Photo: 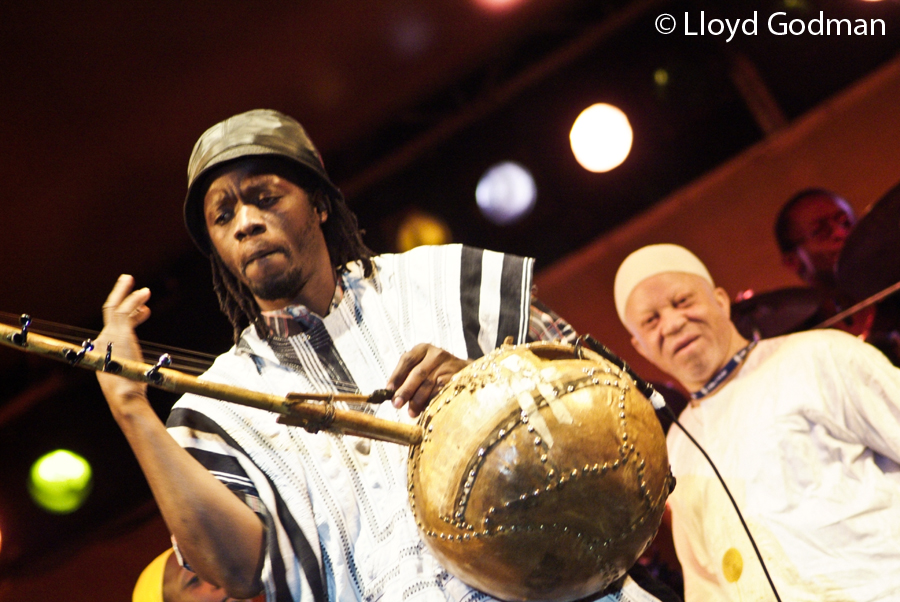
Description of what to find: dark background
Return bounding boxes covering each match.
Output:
[1,0,899,590]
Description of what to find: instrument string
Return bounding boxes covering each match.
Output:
[0,311,367,392]
[0,312,215,375]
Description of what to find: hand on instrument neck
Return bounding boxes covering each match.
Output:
[96,274,152,420]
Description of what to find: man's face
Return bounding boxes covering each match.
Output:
[624,272,740,392]
[203,157,332,311]
[783,194,855,286]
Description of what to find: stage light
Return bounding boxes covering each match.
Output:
[471,0,527,14]
[475,161,537,225]
[397,210,452,251]
[569,103,633,173]
[654,68,669,87]
[28,449,93,514]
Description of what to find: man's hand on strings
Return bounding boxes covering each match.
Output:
[386,344,471,417]
[95,274,152,413]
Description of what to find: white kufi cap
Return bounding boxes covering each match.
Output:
[614,244,713,324]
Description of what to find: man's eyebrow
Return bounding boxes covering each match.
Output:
[204,189,231,211]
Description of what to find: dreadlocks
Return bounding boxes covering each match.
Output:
[208,182,375,343]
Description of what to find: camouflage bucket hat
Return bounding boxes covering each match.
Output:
[183,108,342,255]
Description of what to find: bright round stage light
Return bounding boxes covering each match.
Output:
[475,161,537,226]
[28,449,93,514]
[569,103,633,173]
[471,0,526,13]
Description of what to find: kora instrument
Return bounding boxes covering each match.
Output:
[0,319,672,602]
[409,340,672,601]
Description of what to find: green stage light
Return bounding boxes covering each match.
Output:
[28,449,93,514]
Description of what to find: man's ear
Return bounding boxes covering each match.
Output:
[313,200,329,224]
[713,286,731,319]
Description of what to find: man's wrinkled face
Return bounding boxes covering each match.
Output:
[624,272,737,392]
[202,157,330,310]
[783,194,855,286]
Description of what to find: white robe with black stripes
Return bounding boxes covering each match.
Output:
[167,245,536,602]
[166,245,662,602]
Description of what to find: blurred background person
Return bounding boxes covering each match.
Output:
[775,188,856,292]
[772,187,899,364]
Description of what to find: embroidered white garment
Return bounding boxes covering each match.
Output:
[166,245,667,602]
[667,329,900,602]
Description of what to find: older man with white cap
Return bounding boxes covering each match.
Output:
[614,244,900,602]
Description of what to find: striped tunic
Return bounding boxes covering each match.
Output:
[166,245,663,602]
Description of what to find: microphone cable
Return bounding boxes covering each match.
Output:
[577,334,783,602]
[662,406,782,602]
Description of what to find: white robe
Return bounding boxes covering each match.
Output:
[667,329,900,602]
[166,245,664,602]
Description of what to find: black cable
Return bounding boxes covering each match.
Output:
[577,334,783,601]
[661,405,783,602]
[578,335,667,409]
